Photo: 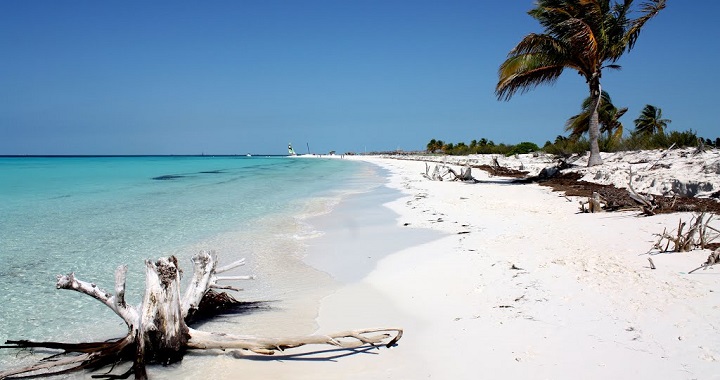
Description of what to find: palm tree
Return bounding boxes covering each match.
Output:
[496,0,665,166]
[566,91,628,141]
[633,104,671,135]
[427,139,446,153]
[427,139,438,153]
[602,103,628,142]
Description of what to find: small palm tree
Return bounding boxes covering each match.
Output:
[602,104,628,142]
[427,139,438,153]
[634,104,671,135]
[426,139,446,153]
[496,0,665,166]
[566,91,628,141]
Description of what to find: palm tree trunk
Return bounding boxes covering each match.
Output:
[587,77,603,166]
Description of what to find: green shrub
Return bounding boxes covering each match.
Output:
[543,138,590,156]
[666,130,698,147]
[507,141,540,156]
[616,129,698,150]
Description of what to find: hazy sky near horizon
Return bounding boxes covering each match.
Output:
[1,1,718,155]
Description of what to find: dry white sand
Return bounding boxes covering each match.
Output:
[322,156,720,380]
[179,152,719,379]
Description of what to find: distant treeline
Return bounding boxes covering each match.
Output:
[425,130,719,156]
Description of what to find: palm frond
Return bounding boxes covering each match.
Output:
[615,107,628,118]
[603,0,633,60]
[555,17,598,62]
[510,33,566,56]
[623,0,666,51]
[496,54,565,100]
[565,112,592,138]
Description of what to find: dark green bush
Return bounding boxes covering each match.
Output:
[666,130,698,147]
[542,138,590,156]
[507,141,540,156]
[617,129,697,150]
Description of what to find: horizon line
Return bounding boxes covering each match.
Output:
[0,154,291,158]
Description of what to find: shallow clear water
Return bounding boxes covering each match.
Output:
[0,155,384,374]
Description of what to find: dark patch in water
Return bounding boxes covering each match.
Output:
[154,170,225,180]
[153,174,186,180]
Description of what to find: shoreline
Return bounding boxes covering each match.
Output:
[303,165,444,284]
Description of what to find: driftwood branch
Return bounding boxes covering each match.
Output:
[0,351,92,379]
[627,167,656,215]
[216,258,246,274]
[422,162,446,181]
[216,275,255,281]
[652,212,719,253]
[694,140,706,156]
[647,143,676,170]
[56,268,139,328]
[688,249,720,274]
[187,327,403,355]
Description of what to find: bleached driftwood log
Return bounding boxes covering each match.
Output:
[423,163,477,182]
[579,192,606,213]
[688,249,720,274]
[422,162,446,181]
[652,212,719,252]
[0,251,402,380]
[627,168,656,215]
[187,328,402,354]
[446,166,477,183]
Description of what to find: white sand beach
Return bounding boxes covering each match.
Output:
[332,155,720,380]
[183,151,719,380]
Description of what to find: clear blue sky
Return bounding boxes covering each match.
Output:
[1,1,717,155]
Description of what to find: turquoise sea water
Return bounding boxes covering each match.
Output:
[0,155,384,374]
